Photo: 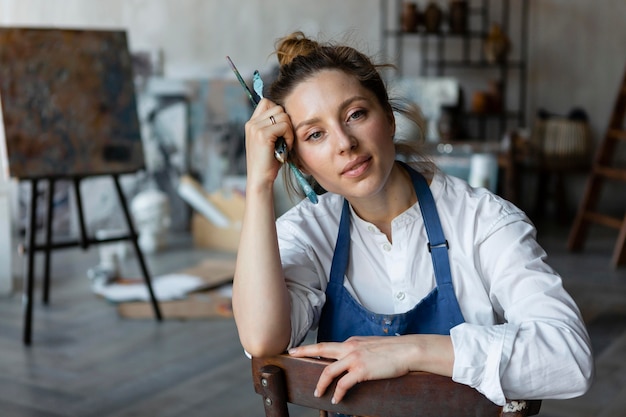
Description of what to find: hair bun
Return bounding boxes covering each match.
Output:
[275,31,320,66]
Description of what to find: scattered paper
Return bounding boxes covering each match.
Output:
[93,273,205,303]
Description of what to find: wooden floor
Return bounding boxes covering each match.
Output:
[0,221,625,417]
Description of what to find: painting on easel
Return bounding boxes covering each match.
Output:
[0,28,144,179]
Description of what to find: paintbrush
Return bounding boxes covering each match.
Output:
[226,56,318,204]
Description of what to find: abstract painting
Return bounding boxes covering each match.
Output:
[0,28,144,179]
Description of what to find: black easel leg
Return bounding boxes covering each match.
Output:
[42,178,55,304]
[73,177,89,250]
[24,178,39,345]
[112,174,162,320]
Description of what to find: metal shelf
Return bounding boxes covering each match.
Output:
[380,0,530,141]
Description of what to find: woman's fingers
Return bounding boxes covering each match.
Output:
[247,99,293,156]
[331,370,362,404]
[244,98,295,190]
[288,342,341,359]
[289,337,420,404]
[289,341,371,402]
[314,355,366,404]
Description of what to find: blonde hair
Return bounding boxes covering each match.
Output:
[275,31,321,66]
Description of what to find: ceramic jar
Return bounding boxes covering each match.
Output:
[448,0,468,33]
[423,2,443,33]
[401,2,419,32]
[471,91,490,114]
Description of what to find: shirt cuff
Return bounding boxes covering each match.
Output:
[450,322,518,406]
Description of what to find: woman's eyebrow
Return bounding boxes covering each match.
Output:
[294,117,320,132]
[294,96,369,132]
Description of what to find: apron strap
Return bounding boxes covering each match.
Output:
[329,199,351,284]
[400,161,454,287]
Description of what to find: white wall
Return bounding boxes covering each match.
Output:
[529,0,626,149]
[0,0,380,77]
[2,0,625,212]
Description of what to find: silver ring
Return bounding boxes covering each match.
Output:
[269,115,276,125]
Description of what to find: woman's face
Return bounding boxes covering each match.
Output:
[284,69,396,200]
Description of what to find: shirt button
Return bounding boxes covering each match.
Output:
[396,292,406,301]
[368,225,376,232]
[382,243,391,252]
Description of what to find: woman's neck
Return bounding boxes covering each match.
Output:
[347,163,417,242]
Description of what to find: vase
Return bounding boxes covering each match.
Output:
[448,0,468,33]
[471,91,490,114]
[484,23,511,64]
[423,2,443,33]
[401,2,419,32]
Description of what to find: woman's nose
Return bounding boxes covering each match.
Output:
[335,128,357,153]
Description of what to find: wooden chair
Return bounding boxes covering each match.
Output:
[251,354,541,417]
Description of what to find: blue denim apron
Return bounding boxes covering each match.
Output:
[316,163,465,416]
[317,162,465,342]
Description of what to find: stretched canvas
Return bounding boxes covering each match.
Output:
[0,28,144,179]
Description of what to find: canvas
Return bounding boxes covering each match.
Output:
[0,28,144,179]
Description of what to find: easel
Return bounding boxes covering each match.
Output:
[0,28,162,344]
[24,174,162,345]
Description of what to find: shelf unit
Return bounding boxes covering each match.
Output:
[380,0,530,142]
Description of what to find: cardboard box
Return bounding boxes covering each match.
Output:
[191,190,245,252]
[118,291,233,319]
[116,258,236,320]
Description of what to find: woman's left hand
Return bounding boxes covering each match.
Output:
[288,334,454,404]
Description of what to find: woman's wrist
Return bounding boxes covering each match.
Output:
[405,334,454,376]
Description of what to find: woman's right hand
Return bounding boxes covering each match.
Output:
[244,98,294,193]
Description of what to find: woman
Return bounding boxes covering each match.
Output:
[232,31,593,407]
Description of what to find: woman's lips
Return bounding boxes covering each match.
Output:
[341,156,371,178]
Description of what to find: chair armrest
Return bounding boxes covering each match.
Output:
[251,354,539,417]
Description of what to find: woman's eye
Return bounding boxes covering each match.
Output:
[306,131,323,141]
[348,109,365,121]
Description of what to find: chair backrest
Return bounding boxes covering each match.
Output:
[251,354,541,417]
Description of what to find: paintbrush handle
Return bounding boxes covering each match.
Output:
[289,162,318,204]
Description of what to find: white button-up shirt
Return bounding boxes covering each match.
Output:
[276,171,593,405]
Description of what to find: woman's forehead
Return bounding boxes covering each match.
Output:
[285,70,373,111]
